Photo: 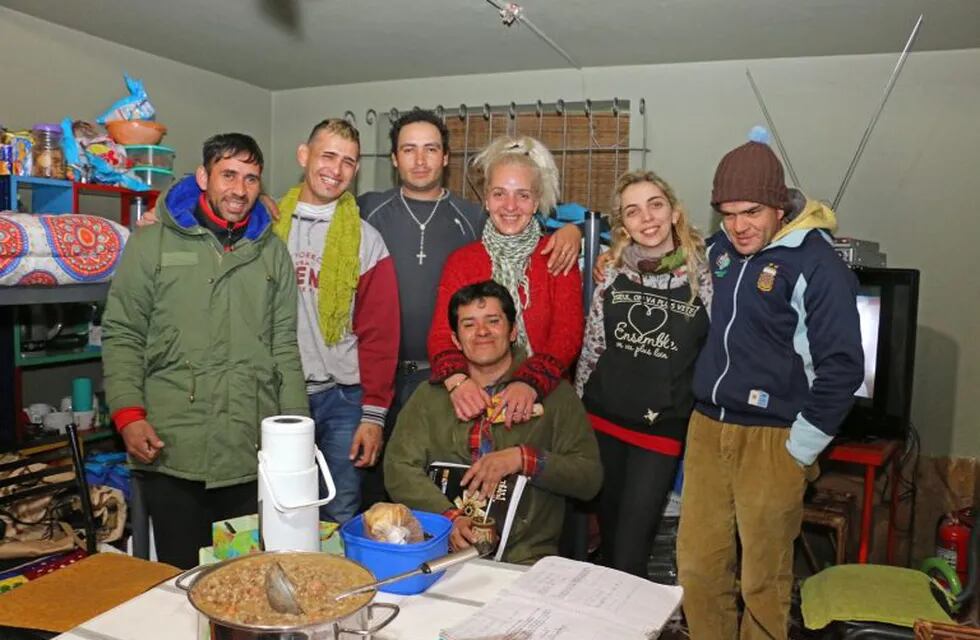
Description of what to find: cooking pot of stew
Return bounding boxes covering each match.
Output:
[176,551,399,639]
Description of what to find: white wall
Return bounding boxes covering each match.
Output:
[271,50,980,458]
[2,4,975,457]
[0,7,272,185]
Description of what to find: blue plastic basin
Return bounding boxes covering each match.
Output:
[340,510,452,595]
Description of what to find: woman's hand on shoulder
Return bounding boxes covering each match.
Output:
[446,374,490,421]
[494,381,538,428]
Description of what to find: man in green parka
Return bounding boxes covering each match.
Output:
[102,133,307,568]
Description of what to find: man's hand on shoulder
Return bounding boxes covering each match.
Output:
[461,447,523,500]
[120,419,164,464]
[592,250,612,283]
[136,208,159,227]
[349,421,383,468]
[259,193,281,221]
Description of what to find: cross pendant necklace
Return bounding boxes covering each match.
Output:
[400,188,445,265]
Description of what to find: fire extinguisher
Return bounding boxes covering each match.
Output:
[936,508,974,588]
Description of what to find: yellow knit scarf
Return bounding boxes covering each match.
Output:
[273,185,361,345]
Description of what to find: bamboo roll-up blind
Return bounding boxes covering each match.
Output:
[443,111,630,214]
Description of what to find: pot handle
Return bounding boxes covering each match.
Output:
[335,602,399,638]
[174,563,212,592]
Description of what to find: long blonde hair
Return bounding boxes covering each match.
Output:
[607,170,706,301]
[471,135,560,217]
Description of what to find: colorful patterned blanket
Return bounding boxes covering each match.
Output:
[0,212,129,286]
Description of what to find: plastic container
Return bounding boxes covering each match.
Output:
[124,144,175,171]
[131,166,174,190]
[340,510,452,595]
[31,123,65,179]
[105,120,166,145]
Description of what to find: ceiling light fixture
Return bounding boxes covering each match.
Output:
[485,0,581,69]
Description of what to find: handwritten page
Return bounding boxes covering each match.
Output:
[440,556,683,640]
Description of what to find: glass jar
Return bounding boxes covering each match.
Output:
[31,123,66,179]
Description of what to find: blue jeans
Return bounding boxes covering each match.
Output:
[309,385,363,524]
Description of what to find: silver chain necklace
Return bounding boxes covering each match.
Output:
[399,188,446,265]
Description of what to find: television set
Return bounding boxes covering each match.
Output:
[838,267,920,441]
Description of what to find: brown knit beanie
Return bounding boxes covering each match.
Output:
[711,141,789,210]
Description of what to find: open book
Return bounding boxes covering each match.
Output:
[427,461,528,562]
[440,556,684,640]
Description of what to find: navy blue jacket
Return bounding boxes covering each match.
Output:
[692,198,863,464]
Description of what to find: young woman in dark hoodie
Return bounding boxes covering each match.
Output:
[574,170,712,578]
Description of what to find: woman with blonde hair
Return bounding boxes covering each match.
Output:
[428,135,583,428]
[574,169,711,577]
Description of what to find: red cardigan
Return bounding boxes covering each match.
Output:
[428,237,584,398]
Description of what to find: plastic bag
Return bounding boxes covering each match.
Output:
[96,74,156,125]
[362,503,424,545]
[61,118,147,190]
[89,155,150,191]
[84,452,131,500]
[69,120,128,171]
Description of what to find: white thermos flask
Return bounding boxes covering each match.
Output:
[257,415,335,552]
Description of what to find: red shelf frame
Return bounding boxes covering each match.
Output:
[72,182,159,227]
[825,439,902,564]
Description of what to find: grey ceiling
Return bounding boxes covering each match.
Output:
[3,0,979,90]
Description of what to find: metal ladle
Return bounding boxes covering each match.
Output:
[334,545,486,601]
[266,561,305,615]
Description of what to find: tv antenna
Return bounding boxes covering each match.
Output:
[833,14,923,211]
[746,69,803,191]
[745,14,923,213]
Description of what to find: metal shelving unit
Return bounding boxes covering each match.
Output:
[0,175,157,447]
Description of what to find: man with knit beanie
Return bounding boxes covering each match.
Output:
[272,119,399,523]
[677,138,863,640]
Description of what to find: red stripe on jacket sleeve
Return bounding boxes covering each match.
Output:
[353,254,400,423]
[112,406,146,432]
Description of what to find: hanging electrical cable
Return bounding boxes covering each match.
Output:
[484,0,581,69]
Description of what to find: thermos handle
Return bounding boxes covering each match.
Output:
[257,449,336,512]
[313,446,337,505]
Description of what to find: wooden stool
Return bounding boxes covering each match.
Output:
[801,490,856,569]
